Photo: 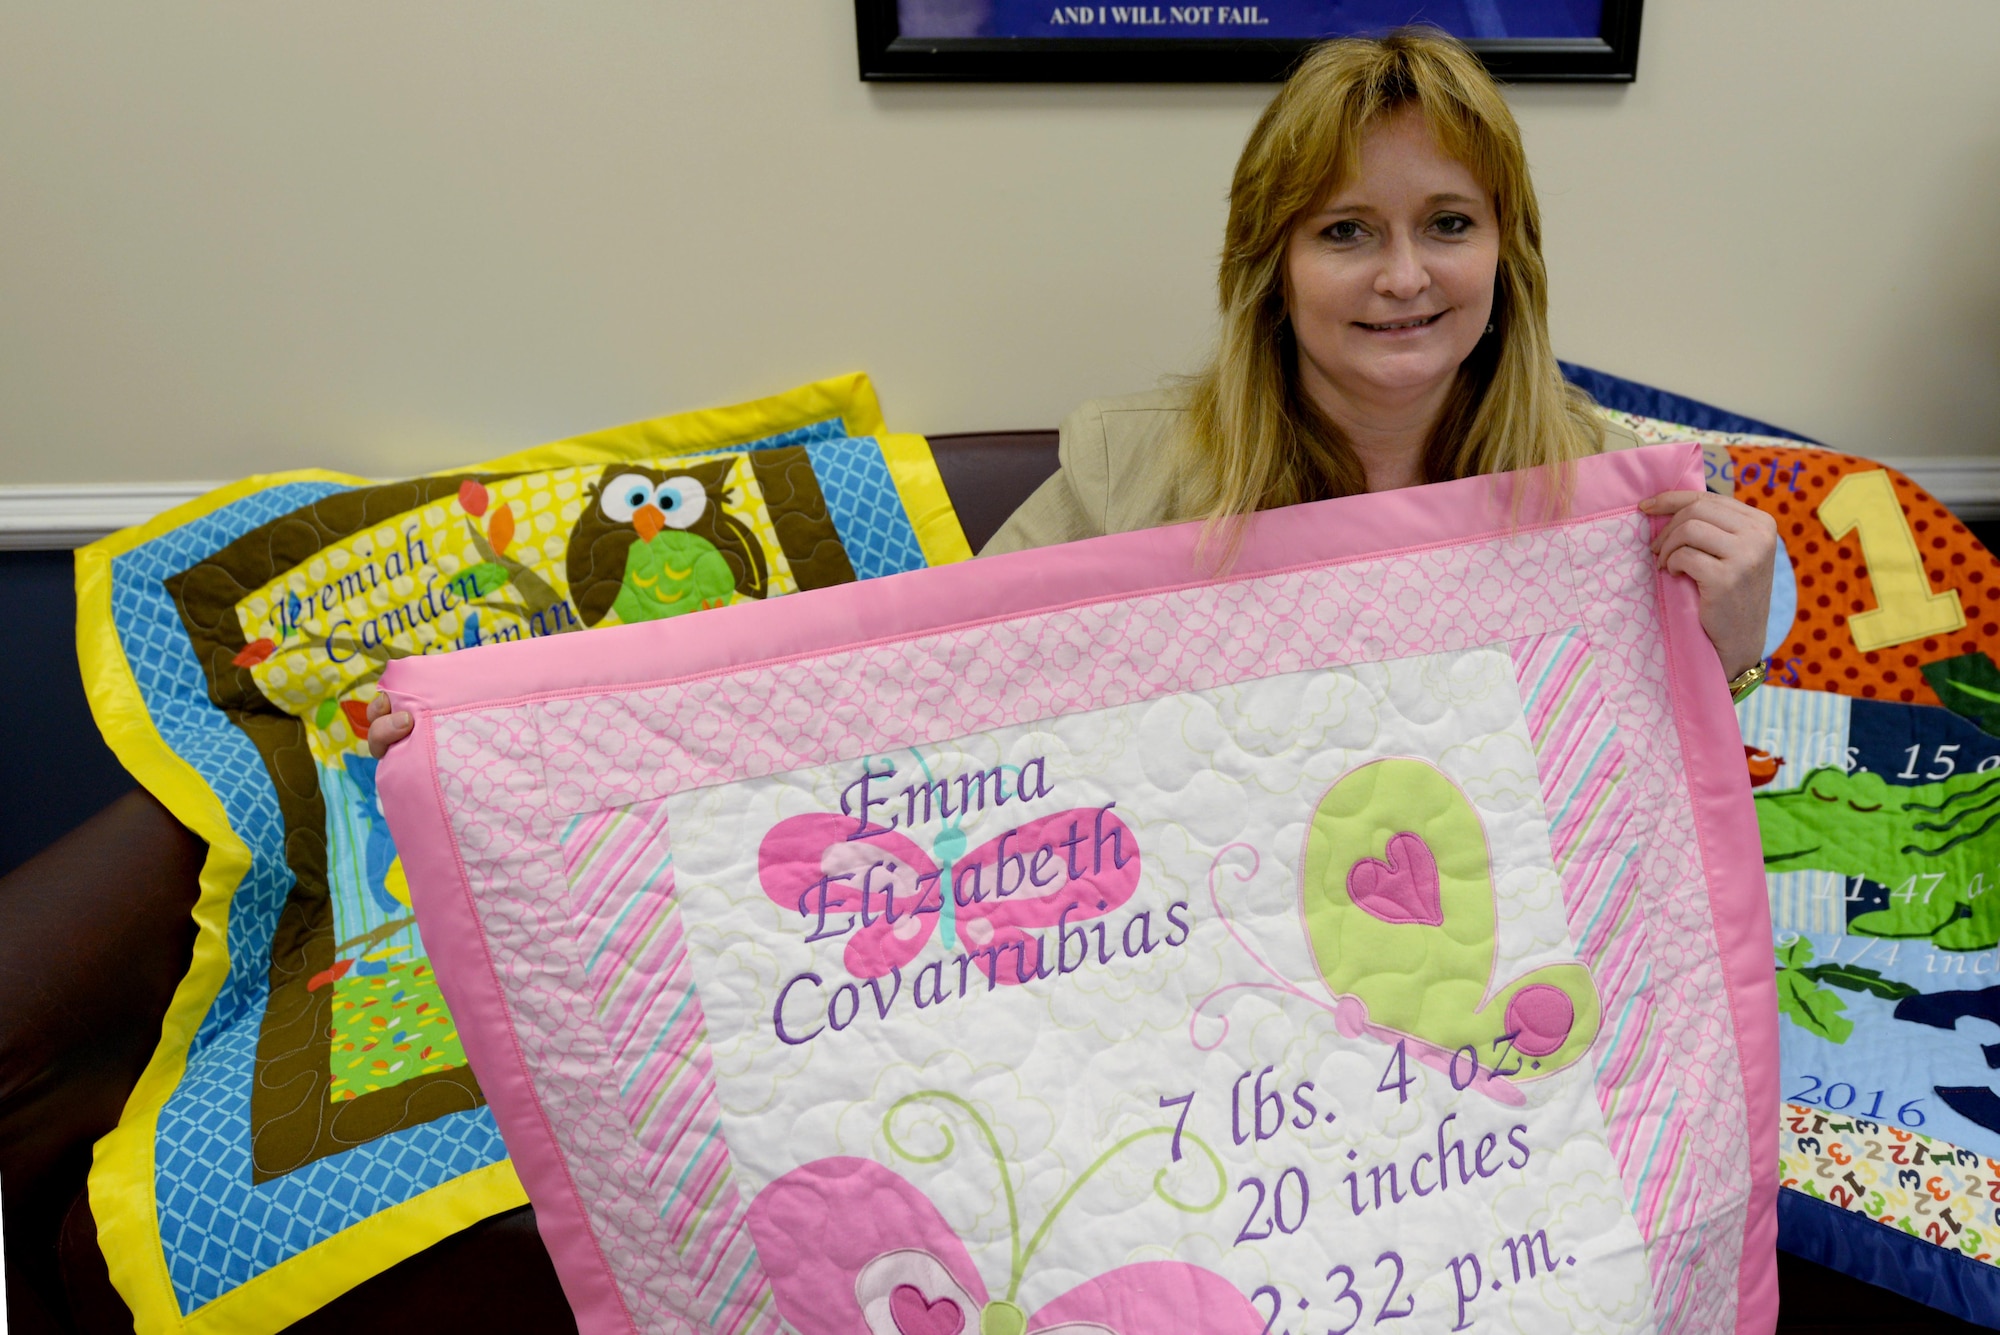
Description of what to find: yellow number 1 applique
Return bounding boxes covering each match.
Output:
[1816,469,1965,652]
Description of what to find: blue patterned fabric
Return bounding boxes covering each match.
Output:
[806,436,928,580]
[1560,361,1819,443]
[1779,1189,2000,1326]
[737,418,848,451]
[1569,369,1991,1327]
[110,486,337,1057]
[109,413,929,1314]
[113,483,512,1311]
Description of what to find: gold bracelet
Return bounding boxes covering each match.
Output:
[1727,659,1768,704]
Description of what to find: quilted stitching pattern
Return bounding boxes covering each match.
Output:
[805,436,926,580]
[427,512,1752,1335]
[107,415,902,1313]
[559,801,769,1332]
[114,486,512,1312]
[93,395,930,1321]
[1572,519,1751,1335]
[156,1018,503,1304]
[1513,629,1711,1328]
[112,489,336,1051]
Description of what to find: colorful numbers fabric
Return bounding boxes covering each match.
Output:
[1724,443,2000,1317]
[379,442,1779,1335]
[1572,361,2000,1320]
[1780,1102,1995,1260]
[75,375,970,1335]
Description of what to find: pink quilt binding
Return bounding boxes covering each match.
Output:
[377,441,1778,1334]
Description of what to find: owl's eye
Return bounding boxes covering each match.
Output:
[653,477,708,529]
[598,472,655,523]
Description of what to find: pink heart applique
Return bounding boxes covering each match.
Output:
[1345,831,1443,926]
[890,1284,966,1335]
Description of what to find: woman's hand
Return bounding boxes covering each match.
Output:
[366,691,413,760]
[1640,490,1779,680]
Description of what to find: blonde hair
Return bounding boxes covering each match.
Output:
[1182,28,1602,540]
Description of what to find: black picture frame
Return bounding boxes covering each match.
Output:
[857,1,1643,83]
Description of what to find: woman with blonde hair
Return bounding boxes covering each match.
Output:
[367,29,1774,758]
[982,27,1777,695]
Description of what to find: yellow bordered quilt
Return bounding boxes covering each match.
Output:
[76,374,968,1334]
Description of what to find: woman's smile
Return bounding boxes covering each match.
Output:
[1282,105,1501,466]
[1355,310,1449,334]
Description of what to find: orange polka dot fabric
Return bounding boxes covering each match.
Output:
[1729,446,1999,706]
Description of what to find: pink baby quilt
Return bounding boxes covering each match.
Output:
[378,442,1779,1335]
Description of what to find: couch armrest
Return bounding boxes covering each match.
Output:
[0,791,202,1321]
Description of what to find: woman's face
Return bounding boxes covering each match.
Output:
[1283,108,1501,418]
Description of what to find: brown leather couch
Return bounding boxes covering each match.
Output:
[0,432,1059,1335]
[0,430,1974,1334]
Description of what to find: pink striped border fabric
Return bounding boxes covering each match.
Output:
[559,801,777,1333]
[1513,628,1707,1332]
[378,443,1778,1335]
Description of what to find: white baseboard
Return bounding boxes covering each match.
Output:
[1881,458,2000,521]
[2,457,1999,549]
[0,482,221,550]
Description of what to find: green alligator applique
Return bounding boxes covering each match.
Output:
[1757,766,2000,950]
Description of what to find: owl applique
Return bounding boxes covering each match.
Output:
[565,459,770,627]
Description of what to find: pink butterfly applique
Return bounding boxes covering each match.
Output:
[745,1157,1264,1335]
[758,805,1142,983]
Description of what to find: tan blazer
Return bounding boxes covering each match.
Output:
[979,386,1668,557]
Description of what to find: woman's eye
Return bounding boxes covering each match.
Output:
[1326,219,1366,242]
[1432,213,1473,236]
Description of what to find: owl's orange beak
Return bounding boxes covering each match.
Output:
[632,505,666,542]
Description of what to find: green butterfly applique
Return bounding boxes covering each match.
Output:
[1300,758,1601,1087]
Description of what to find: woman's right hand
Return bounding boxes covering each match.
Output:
[366,692,413,760]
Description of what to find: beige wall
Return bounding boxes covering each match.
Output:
[3,2,1997,485]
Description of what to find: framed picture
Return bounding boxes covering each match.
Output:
[857,1,1643,82]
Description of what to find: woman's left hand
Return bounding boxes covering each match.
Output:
[1639,490,1779,680]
